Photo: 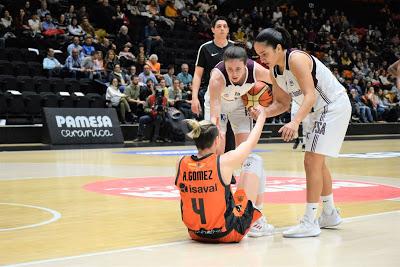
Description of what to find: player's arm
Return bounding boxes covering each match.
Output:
[219,108,267,183]
[254,61,272,84]
[387,59,400,76]
[191,65,204,115]
[255,68,291,118]
[209,70,225,126]
[289,53,317,125]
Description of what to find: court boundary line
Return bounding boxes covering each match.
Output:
[5,210,400,267]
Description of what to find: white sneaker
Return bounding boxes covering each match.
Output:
[318,208,343,228]
[247,216,275,237]
[282,218,321,238]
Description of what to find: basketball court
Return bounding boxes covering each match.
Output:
[1,139,399,266]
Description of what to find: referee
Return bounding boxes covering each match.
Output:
[191,16,236,152]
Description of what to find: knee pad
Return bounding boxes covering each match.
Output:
[241,154,266,195]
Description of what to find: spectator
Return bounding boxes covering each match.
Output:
[134,86,169,143]
[119,44,136,68]
[144,20,163,56]
[350,89,374,122]
[37,1,50,19]
[109,64,127,92]
[165,1,178,18]
[106,78,133,124]
[81,52,96,79]
[177,63,193,85]
[272,6,282,22]
[15,9,30,36]
[68,17,85,36]
[80,17,95,38]
[146,54,161,75]
[115,25,132,51]
[141,78,156,100]
[139,64,158,85]
[168,78,182,107]
[67,36,83,56]
[125,66,137,84]
[43,48,63,77]
[146,0,160,16]
[93,51,106,79]
[64,5,76,25]
[82,36,95,57]
[0,10,13,32]
[56,14,68,31]
[159,78,169,99]
[23,1,33,18]
[28,13,41,37]
[41,14,57,32]
[125,75,146,116]
[104,50,119,73]
[163,64,175,87]
[65,48,84,78]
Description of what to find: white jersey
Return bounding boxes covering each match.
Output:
[204,59,256,104]
[203,59,257,134]
[273,49,346,111]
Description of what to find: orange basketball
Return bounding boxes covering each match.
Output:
[242,81,273,108]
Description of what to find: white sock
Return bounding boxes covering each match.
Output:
[304,203,319,221]
[321,193,335,214]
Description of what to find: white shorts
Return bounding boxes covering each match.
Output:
[304,93,351,158]
[204,98,252,134]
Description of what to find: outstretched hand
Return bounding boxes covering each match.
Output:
[278,121,299,142]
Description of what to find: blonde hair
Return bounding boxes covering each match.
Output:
[186,119,219,149]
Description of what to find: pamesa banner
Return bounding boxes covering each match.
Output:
[43,108,124,145]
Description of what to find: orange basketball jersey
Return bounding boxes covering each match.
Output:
[175,153,235,237]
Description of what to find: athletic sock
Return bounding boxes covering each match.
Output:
[321,193,335,214]
[304,203,319,221]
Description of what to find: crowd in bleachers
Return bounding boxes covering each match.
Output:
[0,0,399,129]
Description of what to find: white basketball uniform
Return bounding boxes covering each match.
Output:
[291,101,311,140]
[273,49,351,157]
[204,59,257,134]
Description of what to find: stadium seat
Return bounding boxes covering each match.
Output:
[0,75,18,91]
[0,60,13,75]
[17,76,35,92]
[22,91,42,118]
[28,62,44,77]
[86,93,106,108]
[12,61,31,76]
[6,92,25,116]
[49,77,66,93]
[34,76,51,93]
[40,92,58,107]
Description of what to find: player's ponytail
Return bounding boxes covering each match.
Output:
[185,120,219,150]
[255,27,292,49]
[186,119,202,139]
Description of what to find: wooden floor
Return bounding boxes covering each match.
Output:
[0,140,399,266]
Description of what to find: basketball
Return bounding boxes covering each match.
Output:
[242,81,273,108]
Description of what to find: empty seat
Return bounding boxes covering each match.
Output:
[12,61,31,76]
[86,93,106,108]
[57,92,74,108]
[0,60,13,75]
[0,75,18,91]
[6,92,25,116]
[5,48,24,61]
[22,91,42,117]
[40,92,58,107]
[49,77,66,93]
[0,91,7,118]
[73,93,90,108]
[33,76,51,92]
[64,78,81,93]
[28,61,43,77]
[17,76,35,92]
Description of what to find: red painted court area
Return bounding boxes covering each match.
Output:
[84,176,400,203]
